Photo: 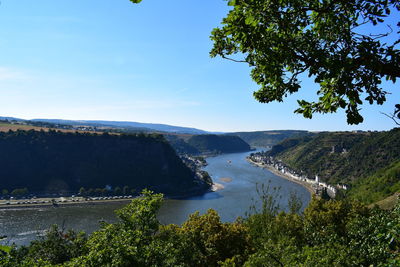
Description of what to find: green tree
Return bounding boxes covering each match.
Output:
[114,186,122,196]
[69,190,163,266]
[78,187,85,196]
[122,185,130,195]
[10,188,28,197]
[86,188,93,196]
[94,188,103,196]
[161,209,252,266]
[210,0,400,124]
[24,225,87,265]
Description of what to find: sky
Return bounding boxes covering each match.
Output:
[0,0,399,132]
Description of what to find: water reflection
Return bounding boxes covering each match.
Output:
[185,192,223,200]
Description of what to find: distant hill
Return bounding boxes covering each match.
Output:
[165,134,251,155]
[187,134,251,154]
[264,129,400,204]
[0,120,106,135]
[164,134,200,155]
[0,116,24,122]
[32,119,208,135]
[227,130,314,147]
[0,130,211,196]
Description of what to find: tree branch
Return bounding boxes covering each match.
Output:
[380,111,400,126]
[221,55,248,63]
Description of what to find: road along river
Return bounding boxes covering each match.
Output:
[0,149,311,246]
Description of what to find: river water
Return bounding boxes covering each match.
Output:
[0,150,310,246]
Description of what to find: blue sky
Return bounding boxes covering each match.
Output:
[0,0,398,132]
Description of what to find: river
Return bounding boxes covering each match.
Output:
[0,149,311,246]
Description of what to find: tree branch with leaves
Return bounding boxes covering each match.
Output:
[210,0,400,124]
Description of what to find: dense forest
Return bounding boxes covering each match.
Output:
[186,135,251,154]
[163,134,201,155]
[0,130,211,196]
[165,134,251,155]
[1,190,399,266]
[264,128,400,204]
[226,130,314,147]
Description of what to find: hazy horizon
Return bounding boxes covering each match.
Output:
[1,115,397,133]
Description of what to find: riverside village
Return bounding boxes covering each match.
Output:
[248,151,349,199]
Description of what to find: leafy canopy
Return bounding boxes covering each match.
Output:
[128,0,399,124]
[2,191,400,266]
[210,0,400,124]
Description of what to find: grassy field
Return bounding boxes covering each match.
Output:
[0,122,46,132]
[0,122,110,135]
[371,192,400,210]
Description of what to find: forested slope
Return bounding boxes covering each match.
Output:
[0,130,210,196]
[265,129,400,203]
[227,130,314,147]
[187,134,251,154]
[163,134,200,155]
[165,134,251,155]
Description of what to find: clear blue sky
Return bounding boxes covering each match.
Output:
[0,0,398,132]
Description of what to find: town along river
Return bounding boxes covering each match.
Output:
[0,149,311,246]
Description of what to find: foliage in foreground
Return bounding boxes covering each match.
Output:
[210,0,400,125]
[1,190,400,266]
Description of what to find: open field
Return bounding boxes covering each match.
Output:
[0,122,46,132]
[0,122,112,135]
[370,193,400,210]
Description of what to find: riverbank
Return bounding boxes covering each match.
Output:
[0,184,215,210]
[0,197,135,210]
[211,183,225,191]
[247,159,315,195]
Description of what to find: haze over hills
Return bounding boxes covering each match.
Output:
[0,116,24,122]
[0,117,209,134]
[31,119,209,135]
[1,117,315,145]
[226,130,315,147]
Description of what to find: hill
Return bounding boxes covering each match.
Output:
[163,134,200,155]
[164,134,252,155]
[264,129,400,203]
[0,130,211,197]
[187,134,251,154]
[32,119,209,134]
[227,130,314,147]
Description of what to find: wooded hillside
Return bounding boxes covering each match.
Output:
[187,134,251,154]
[265,129,400,203]
[227,130,314,147]
[165,134,251,155]
[0,130,210,196]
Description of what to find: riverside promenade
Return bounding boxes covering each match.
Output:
[247,154,339,198]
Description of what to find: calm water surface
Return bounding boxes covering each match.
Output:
[0,149,310,246]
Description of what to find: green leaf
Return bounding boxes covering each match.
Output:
[228,0,236,7]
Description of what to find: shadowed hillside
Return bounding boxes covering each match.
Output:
[187,134,251,154]
[0,130,210,196]
[227,130,314,147]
